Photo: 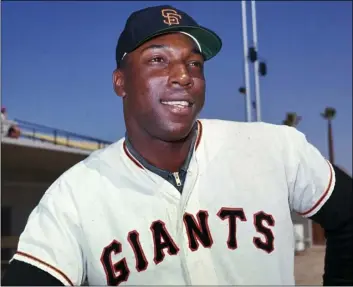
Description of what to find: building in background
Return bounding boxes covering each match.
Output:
[1,119,110,276]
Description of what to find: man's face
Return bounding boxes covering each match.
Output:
[115,33,206,142]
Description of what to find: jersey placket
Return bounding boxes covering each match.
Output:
[145,169,190,285]
[175,155,201,285]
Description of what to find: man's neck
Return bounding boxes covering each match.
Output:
[126,123,198,172]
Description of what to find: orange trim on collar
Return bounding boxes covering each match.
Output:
[195,120,203,150]
[123,120,203,169]
[123,141,144,169]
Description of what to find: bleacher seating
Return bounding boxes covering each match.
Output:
[20,130,108,151]
[2,118,112,151]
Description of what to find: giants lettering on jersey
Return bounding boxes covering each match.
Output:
[101,207,275,285]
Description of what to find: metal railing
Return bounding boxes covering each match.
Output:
[11,118,113,151]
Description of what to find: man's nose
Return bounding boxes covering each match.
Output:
[168,64,193,88]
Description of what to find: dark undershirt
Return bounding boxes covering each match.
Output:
[1,259,64,286]
[309,166,353,286]
[124,122,198,193]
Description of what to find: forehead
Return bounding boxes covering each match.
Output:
[136,33,199,53]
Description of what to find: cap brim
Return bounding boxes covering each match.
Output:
[133,25,222,61]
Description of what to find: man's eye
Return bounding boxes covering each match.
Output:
[150,57,164,63]
[189,61,203,68]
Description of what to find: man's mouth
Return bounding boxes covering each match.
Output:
[160,100,193,108]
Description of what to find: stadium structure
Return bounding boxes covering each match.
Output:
[1,118,111,275]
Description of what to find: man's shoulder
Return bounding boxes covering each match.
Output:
[198,118,289,137]
[47,138,126,192]
[198,118,305,152]
[81,138,125,169]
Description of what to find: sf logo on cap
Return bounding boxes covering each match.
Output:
[161,9,182,26]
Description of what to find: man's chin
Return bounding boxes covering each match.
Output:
[157,120,196,143]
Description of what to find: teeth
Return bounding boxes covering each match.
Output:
[161,101,190,107]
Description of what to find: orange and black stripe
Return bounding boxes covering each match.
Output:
[298,160,334,216]
[16,251,74,286]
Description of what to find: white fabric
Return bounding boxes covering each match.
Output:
[13,119,334,285]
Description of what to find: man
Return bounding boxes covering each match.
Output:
[1,107,7,121]
[2,5,352,286]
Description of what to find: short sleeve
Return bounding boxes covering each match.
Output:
[283,126,336,218]
[11,177,85,286]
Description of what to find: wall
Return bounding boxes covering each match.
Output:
[2,181,50,236]
[291,211,313,248]
[1,140,89,275]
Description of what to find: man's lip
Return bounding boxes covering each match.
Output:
[159,99,194,105]
[160,100,194,108]
[160,101,194,116]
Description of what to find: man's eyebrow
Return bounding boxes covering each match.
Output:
[140,44,169,54]
[140,44,205,59]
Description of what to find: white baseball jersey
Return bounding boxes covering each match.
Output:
[12,119,335,285]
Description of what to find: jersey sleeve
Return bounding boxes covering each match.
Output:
[282,126,336,218]
[11,176,85,286]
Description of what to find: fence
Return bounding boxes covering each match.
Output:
[7,118,113,151]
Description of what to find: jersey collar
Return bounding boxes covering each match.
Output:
[123,120,203,171]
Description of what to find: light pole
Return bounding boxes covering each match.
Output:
[251,0,262,122]
[241,0,252,122]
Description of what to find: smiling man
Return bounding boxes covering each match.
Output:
[2,5,352,286]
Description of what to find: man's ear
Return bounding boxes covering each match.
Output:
[113,69,127,98]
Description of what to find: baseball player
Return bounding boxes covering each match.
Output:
[2,5,352,286]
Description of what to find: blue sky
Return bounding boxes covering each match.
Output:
[1,1,352,173]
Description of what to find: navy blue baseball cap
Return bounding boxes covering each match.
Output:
[115,5,222,68]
